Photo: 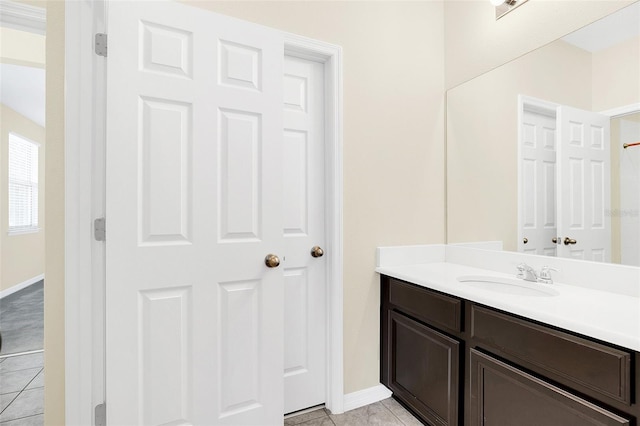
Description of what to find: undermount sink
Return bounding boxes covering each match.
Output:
[457,275,560,297]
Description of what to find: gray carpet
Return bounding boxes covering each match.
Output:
[0,281,44,356]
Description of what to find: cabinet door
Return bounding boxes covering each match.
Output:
[470,349,630,426]
[389,311,460,426]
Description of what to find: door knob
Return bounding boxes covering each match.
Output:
[311,246,324,258]
[563,237,577,246]
[523,238,528,244]
[264,254,280,268]
[552,237,558,244]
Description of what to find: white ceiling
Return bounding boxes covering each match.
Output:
[0,63,46,127]
[562,2,640,52]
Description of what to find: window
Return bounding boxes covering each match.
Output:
[8,133,40,234]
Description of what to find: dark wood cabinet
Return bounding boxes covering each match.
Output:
[470,349,630,426]
[388,311,460,426]
[470,305,632,406]
[380,274,640,426]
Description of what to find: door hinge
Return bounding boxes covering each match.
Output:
[94,217,106,241]
[95,33,108,57]
[95,402,106,426]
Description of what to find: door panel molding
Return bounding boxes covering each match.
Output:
[64,2,344,424]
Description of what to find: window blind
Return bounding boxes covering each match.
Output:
[8,133,39,232]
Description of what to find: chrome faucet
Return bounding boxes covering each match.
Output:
[516,263,558,284]
[538,266,558,285]
[516,263,538,282]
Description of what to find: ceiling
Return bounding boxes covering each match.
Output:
[0,62,45,128]
[562,2,640,52]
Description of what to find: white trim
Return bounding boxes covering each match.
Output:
[7,227,41,236]
[65,1,108,425]
[342,384,392,413]
[0,349,44,359]
[0,274,44,299]
[0,0,45,34]
[599,103,640,118]
[284,32,345,415]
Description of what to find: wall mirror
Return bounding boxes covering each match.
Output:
[446,2,640,266]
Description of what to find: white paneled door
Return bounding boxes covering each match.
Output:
[283,56,326,414]
[105,2,286,424]
[557,106,611,262]
[519,108,558,256]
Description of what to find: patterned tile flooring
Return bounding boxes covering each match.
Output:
[0,352,44,426]
[285,399,423,426]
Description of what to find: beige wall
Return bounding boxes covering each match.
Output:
[0,105,46,292]
[592,35,640,112]
[444,0,634,89]
[45,1,65,425]
[0,26,46,68]
[447,40,592,250]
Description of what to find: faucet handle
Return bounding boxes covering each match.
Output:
[538,266,558,284]
[516,263,526,279]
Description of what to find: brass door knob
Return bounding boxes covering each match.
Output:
[563,237,577,246]
[523,238,528,244]
[264,254,280,268]
[552,237,558,244]
[311,246,324,258]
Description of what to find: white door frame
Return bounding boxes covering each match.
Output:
[64,2,344,424]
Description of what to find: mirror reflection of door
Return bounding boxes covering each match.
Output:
[518,100,558,257]
[519,96,639,266]
[0,1,46,424]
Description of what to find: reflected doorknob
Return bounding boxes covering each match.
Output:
[563,237,577,246]
[264,254,281,268]
[311,246,324,258]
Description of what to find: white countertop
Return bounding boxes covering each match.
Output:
[376,262,640,352]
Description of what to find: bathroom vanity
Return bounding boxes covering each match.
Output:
[377,245,640,426]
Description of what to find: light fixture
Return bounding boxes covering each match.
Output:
[492,0,528,19]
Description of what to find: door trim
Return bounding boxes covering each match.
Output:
[599,103,640,118]
[64,3,344,424]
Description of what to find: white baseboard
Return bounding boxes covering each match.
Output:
[0,274,44,299]
[343,384,392,412]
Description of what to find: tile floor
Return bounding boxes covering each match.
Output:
[0,352,414,426]
[0,281,44,357]
[0,352,44,425]
[286,398,423,426]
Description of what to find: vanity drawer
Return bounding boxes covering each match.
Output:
[388,278,462,333]
[470,305,632,405]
